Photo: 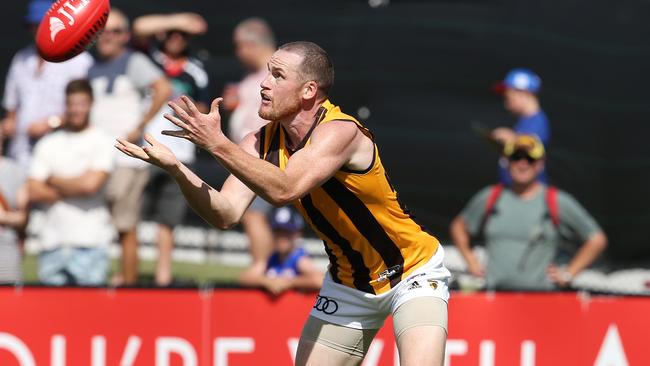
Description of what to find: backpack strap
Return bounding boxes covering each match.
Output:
[477,184,504,239]
[545,186,560,227]
[484,184,504,218]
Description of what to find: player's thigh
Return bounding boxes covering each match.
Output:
[296,315,378,366]
[393,296,448,366]
[397,326,446,366]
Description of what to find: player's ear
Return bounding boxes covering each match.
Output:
[302,81,318,100]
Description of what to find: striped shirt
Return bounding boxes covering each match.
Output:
[259,100,440,294]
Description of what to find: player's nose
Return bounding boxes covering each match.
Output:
[260,72,272,90]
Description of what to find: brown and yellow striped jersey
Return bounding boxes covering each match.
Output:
[258,100,440,294]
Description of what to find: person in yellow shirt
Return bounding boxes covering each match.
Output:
[116,41,450,366]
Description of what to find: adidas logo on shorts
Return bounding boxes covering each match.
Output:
[407,281,422,291]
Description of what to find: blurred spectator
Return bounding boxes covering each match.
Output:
[1,0,92,170]
[491,68,550,185]
[132,12,210,286]
[223,18,276,269]
[88,8,172,286]
[450,135,607,290]
[240,207,323,295]
[0,127,28,285]
[27,80,114,286]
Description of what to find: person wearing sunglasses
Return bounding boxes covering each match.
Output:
[450,135,608,290]
[88,8,172,287]
[490,68,550,185]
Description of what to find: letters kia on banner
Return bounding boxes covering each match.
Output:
[0,288,648,365]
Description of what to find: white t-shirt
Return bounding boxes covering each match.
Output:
[29,127,115,250]
[2,47,92,170]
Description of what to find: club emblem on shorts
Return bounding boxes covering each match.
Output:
[427,279,438,290]
[407,281,422,291]
[313,295,339,315]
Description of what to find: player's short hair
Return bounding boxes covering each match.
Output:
[279,41,334,96]
[234,17,275,48]
[65,79,94,100]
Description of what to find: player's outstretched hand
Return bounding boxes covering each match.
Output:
[115,133,180,170]
[162,96,226,152]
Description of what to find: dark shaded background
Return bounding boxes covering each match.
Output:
[2,0,648,264]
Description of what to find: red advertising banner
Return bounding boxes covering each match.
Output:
[0,288,648,365]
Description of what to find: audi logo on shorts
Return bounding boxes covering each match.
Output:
[313,295,339,315]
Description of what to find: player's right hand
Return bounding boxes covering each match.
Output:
[115,133,180,170]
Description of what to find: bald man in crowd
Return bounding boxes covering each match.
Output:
[88,8,172,286]
[223,18,278,270]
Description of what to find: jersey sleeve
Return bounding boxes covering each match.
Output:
[557,191,602,242]
[460,186,492,236]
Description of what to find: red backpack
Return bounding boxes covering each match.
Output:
[478,184,560,236]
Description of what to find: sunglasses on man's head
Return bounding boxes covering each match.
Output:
[508,150,538,164]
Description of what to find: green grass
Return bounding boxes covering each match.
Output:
[22,255,246,286]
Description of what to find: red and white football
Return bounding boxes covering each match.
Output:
[35,0,110,62]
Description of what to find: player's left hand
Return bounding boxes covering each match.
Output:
[162,96,227,152]
[115,133,180,170]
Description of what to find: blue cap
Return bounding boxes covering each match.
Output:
[502,68,541,94]
[270,207,304,232]
[25,0,53,25]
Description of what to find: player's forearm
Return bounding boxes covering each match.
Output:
[565,231,608,277]
[208,140,295,206]
[167,162,239,229]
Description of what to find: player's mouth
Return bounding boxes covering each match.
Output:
[260,92,272,104]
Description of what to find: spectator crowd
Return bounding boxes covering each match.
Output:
[0,1,609,293]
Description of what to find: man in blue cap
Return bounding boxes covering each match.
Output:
[239,207,323,295]
[1,0,92,172]
[492,68,550,184]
